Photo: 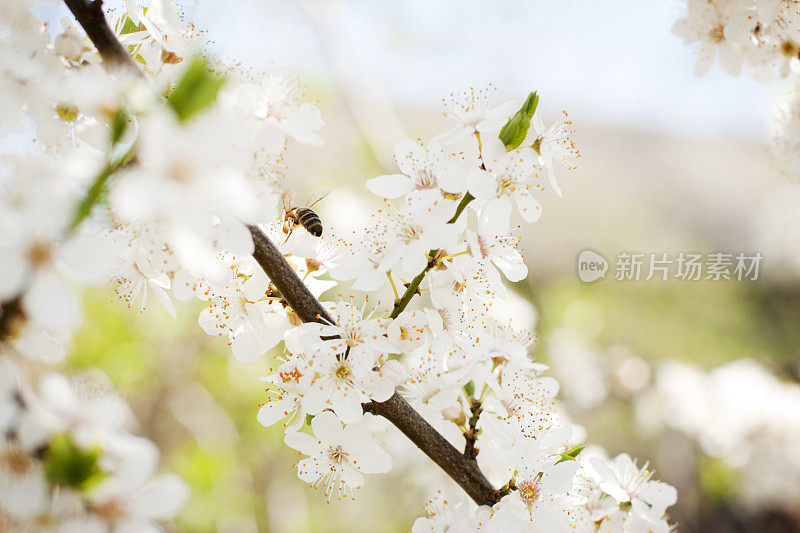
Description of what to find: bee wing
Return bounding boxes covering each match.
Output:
[306,188,331,208]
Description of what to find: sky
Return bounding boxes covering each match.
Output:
[185,0,780,141]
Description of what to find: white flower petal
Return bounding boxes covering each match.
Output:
[311,410,344,442]
[130,474,189,520]
[366,174,414,199]
[23,270,81,334]
[257,398,295,428]
[0,250,27,300]
[514,191,542,223]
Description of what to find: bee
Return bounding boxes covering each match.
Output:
[281,188,331,242]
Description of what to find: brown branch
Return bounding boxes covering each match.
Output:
[463,397,482,461]
[363,392,496,505]
[250,225,498,505]
[62,0,499,507]
[63,0,141,72]
[248,226,333,324]
[0,297,22,340]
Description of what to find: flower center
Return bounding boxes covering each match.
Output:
[416,166,437,189]
[334,362,352,381]
[328,445,347,464]
[27,241,52,268]
[160,49,183,64]
[497,176,516,195]
[399,224,421,244]
[502,397,521,418]
[1,448,34,476]
[280,368,302,384]
[476,235,490,258]
[518,480,541,507]
[781,40,799,58]
[438,308,452,330]
[93,499,126,523]
[170,161,193,182]
[343,329,360,347]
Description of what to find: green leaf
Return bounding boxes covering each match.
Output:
[119,15,139,35]
[167,58,226,122]
[43,433,105,490]
[109,109,130,145]
[463,380,475,397]
[498,91,539,151]
[555,444,584,464]
[119,15,145,57]
[71,165,114,229]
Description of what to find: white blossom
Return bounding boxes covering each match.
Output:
[196,257,289,362]
[437,86,519,144]
[467,149,546,223]
[367,139,474,204]
[466,211,527,292]
[284,411,391,501]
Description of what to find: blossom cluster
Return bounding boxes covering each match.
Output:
[673,0,800,79]
[0,0,677,530]
[253,86,677,530]
[0,0,322,362]
[672,0,800,177]
[0,359,188,530]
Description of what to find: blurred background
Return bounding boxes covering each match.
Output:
[59,0,800,531]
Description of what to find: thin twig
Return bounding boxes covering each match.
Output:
[390,252,439,319]
[389,192,474,319]
[463,397,482,462]
[448,191,474,224]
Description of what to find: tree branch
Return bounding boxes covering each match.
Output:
[63,0,141,72]
[0,297,22,340]
[362,391,496,506]
[248,226,332,324]
[390,252,439,319]
[463,397,482,462]
[249,225,498,505]
[62,0,500,507]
